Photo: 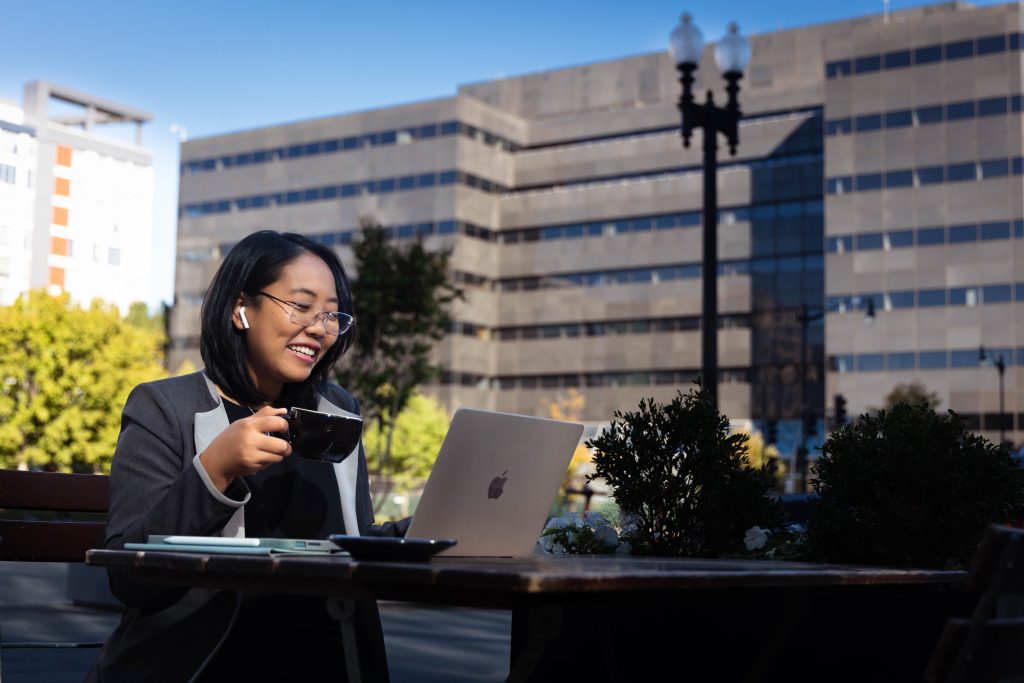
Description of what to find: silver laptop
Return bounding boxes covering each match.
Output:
[405,408,584,557]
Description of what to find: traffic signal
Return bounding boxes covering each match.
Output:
[765,419,778,444]
[834,394,848,426]
[803,412,817,437]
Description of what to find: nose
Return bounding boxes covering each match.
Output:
[305,314,328,338]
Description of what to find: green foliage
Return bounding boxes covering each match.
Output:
[362,391,449,490]
[587,383,782,557]
[808,403,1024,568]
[335,219,462,435]
[0,291,167,473]
[883,380,941,411]
[124,301,165,333]
[334,221,461,512]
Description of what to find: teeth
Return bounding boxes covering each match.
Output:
[289,345,315,357]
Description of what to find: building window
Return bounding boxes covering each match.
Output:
[0,257,10,277]
[0,164,15,184]
[884,110,913,128]
[108,248,122,266]
[914,45,942,65]
[918,351,947,369]
[883,50,912,69]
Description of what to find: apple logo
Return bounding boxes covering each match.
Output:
[488,470,508,499]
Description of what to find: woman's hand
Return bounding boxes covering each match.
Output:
[198,406,292,492]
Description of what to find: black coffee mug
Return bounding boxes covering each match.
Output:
[277,407,362,463]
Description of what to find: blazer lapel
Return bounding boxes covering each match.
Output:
[195,373,229,455]
[194,373,244,537]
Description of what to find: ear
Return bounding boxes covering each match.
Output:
[232,297,249,331]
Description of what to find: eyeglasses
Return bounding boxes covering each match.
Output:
[256,291,354,337]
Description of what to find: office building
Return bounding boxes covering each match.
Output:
[172,1,1023,449]
[0,81,154,311]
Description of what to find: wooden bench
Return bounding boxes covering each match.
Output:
[0,469,111,680]
[925,524,1024,683]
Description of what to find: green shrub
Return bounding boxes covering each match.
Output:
[808,403,1024,568]
[587,384,782,557]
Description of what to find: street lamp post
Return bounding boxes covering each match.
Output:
[979,346,1008,445]
[669,15,750,401]
[795,296,875,491]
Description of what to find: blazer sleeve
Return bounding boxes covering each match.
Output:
[104,381,249,607]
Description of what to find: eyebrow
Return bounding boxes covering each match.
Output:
[289,287,339,303]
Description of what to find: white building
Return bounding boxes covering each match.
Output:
[0,99,38,306]
[0,81,155,312]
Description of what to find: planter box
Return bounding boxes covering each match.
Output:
[511,580,974,682]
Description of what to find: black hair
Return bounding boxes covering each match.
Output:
[200,230,354,409]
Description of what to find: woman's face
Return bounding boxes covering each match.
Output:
[235,252,339,401]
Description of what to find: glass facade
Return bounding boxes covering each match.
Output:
[749,113,826,421]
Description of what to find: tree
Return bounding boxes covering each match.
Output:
[809,403,1024,568]
[362,392,449,508]
[587,383,782,557]
[124,301,164,333]
[0,291,167,473]
[334,219,462,505]
[884,381,941,411]
[736,428,785,488]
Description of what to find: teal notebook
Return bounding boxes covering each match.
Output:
[124,535,347,555]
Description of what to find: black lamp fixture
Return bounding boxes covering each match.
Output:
[669,14,751,401]
[979,345,1008,445]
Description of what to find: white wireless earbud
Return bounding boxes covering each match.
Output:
[239,307,250,330]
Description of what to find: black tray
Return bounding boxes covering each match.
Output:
[328,535,456,561]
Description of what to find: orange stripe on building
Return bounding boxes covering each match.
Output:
[55,145,73,167]
[50,236,69,257]
[54,177,71,196]
[48,266,65,290]
[52,206,68,226]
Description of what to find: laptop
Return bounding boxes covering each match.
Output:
[402,408,584,557]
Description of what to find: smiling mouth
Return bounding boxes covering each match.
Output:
[287,344,317,360]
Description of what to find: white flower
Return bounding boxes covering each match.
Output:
[744,526,770,551]
[615,541,633,555]
[766,548,777,559]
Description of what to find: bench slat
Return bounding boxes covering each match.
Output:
[0,470,109,513]
[0,519,106,562]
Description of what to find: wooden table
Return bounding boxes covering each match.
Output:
[86,550,970,682]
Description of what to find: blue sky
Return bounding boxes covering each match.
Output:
[2,0,1007,308]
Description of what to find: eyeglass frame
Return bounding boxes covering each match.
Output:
[254,290,354,337]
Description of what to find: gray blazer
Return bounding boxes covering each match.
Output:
[87,371,387,682]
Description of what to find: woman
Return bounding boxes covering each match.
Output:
[88,230,390,682]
